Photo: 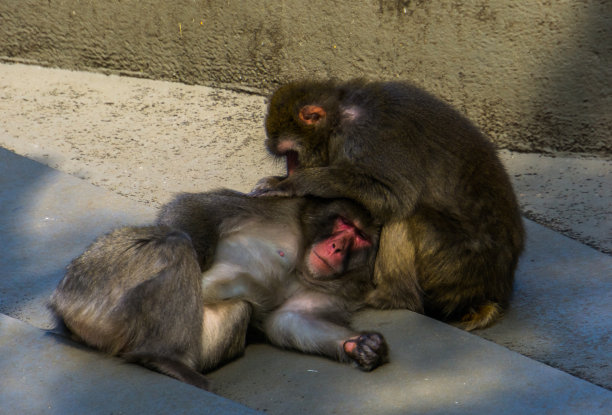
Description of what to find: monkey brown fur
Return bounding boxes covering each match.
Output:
[255,79,525,330]
[50,190,387,390]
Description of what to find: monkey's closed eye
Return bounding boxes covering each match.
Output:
[356,230,370,244]
[337,216,371,248]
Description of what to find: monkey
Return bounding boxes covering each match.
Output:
[49,189,388,390]
[252,79,525,331]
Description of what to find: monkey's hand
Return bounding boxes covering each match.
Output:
[248,175,293,197]
[343,332,389,371]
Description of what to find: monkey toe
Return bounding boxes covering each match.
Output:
[343,332,389,371]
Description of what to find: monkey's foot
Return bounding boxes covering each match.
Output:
[454,301,503,331]
[343,332,388,371]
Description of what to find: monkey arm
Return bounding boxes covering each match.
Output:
[264,303,356,362]
[262,291,388,370]
[261,166,418,222]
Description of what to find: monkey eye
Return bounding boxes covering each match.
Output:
[338,216,353,228]
[356,230,369,242]
[354,229,371,246]
[337,216,371,246]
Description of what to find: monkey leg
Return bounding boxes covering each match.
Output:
[412,211,516,331]
[366,220,424,312]
[116,229,213,388]
[199,300,251,372]
[52,225,214,390]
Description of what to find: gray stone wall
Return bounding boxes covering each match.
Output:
[1,0,610,154]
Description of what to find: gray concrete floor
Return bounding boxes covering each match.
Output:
[500,151,611,254]
[0,63,611,414]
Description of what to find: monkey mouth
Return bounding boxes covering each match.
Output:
[312,251,340,276]
[286,150,299,176]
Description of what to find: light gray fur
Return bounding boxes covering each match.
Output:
[50,190,388,391]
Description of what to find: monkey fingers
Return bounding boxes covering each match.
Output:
[343,332,389,371]
[250,174,303,198]
[248,175,287,196]
[250,188,294,198]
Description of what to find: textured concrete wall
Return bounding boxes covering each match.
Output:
[0,0,610,154]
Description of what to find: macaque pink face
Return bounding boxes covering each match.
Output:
[308,217,372,277]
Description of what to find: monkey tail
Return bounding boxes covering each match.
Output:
[123,352,210,390]
[454,301,503,331]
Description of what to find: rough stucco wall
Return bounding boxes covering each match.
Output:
[0,0,610,154]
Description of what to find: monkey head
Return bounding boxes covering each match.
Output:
[307,215,373,279]
[299,198,379,290]
[264,80,343,173]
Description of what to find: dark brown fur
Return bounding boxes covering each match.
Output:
[256,79,525,330]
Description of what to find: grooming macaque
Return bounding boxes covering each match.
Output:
[50,190,387,390]
[253,79,525,330]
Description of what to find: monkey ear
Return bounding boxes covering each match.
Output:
[299,105,326,125]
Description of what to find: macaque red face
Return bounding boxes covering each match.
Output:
[307,216,373,278]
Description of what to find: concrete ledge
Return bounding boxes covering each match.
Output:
[0,314,261,415]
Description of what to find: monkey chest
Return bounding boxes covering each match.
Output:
[200,222,301,308]
[216,233,297,277]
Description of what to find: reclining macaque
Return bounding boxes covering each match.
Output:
[50,190,388,390]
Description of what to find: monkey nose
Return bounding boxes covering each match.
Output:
[331,242,345,254]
